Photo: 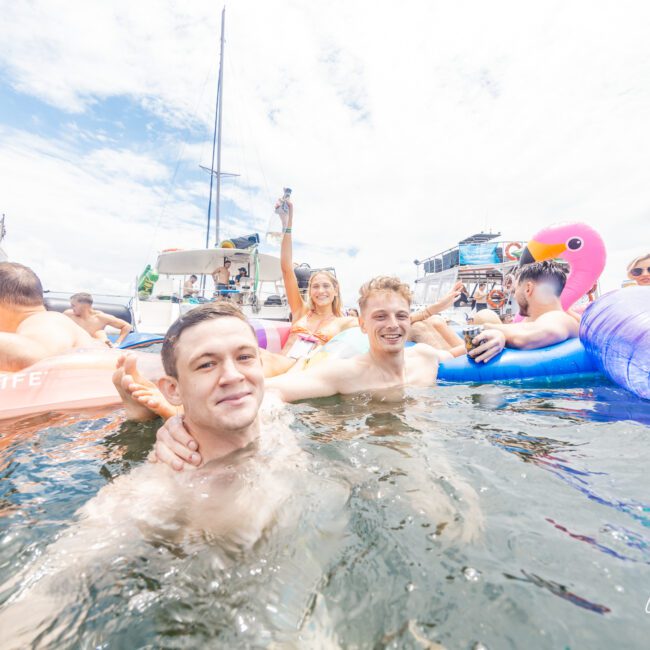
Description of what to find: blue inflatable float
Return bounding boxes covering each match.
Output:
[580,287,650,400]
[308,327,598,383]
[437,336,597,383]
[108,331,165,349]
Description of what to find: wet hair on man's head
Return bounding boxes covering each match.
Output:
[189,274,197,281]
[161,302,256,378]
[358,276,412,313]
[516,260,567,296]
[0,262,44,307]
[70,292,93,305]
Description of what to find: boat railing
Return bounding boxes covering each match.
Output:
[415,239,525,277]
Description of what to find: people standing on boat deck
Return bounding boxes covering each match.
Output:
[114,277,452,436]
[473,282,488,311]
[347,307,359,318]
[627,252,650,286]
[183,274,199,298]
[258,197,357,377]
[212,260,232,296]
[64,292,132,348]
[0,263,103,371]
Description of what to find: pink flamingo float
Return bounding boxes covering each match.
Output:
[519,222,607,311]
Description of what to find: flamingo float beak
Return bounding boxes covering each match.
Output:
[519,240,567,266]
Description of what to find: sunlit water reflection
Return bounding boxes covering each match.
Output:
[1,377,649,648]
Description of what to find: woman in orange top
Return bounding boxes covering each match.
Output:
[260,198,357,377]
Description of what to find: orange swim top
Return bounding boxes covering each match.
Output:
[289,312,336,345]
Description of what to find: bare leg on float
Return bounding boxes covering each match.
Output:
[409,315,464,350]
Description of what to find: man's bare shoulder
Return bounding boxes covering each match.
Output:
[19,310,78,331]
[407,342,442,361]
[18,311,96,346]
[92,310,115,323]
[536,309,580,334]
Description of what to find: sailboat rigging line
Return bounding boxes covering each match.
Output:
[226,50,274,221]
[206,7,226,249]
[142,54,217,265]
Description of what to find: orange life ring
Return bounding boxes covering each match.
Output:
[487,289,506,309]
[505,242,522,261]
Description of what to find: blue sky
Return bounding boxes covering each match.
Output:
[1,0,650,304]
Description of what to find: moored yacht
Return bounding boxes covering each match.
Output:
[133,245,290,335]
[412,232,525,323]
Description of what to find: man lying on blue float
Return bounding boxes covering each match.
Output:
[454,261,578,363]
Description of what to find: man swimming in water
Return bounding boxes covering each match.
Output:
[1,300,480,646]
[0,262,102,371]
[0,302,334,645]
[65,292,132,348]
[115,276,453,467]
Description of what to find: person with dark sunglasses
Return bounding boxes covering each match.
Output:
[627,253,650,286]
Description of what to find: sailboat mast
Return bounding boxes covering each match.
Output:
[214,7,225,246]
[205,6,226,249]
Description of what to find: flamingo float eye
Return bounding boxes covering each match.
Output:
[567,237,583,251]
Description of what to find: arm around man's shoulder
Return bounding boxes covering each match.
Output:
[266,356,355,402]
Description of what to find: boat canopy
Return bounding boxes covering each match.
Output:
[155,248,283,282]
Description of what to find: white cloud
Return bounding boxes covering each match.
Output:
[1,0,650,307]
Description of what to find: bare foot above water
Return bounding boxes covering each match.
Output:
[112,354,177,421]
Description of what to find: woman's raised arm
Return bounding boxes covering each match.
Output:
[279,201,307,316]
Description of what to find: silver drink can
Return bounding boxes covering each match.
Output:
[463,325,484,354]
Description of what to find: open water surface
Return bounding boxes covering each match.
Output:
[0,378,649,648]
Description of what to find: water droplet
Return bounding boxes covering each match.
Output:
[463,566,481,582]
